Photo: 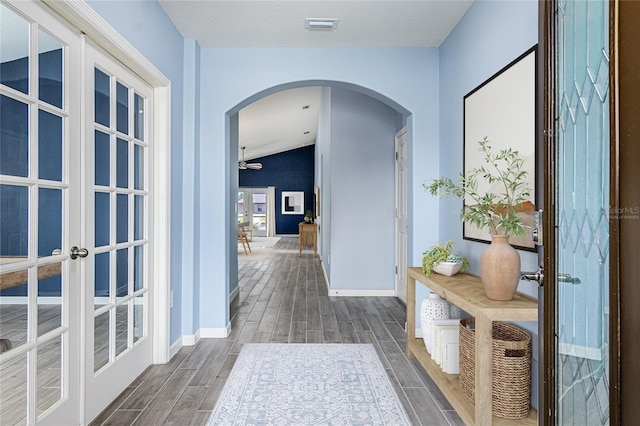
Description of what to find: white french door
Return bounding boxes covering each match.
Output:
[0,1,81,424]
[238,188,268,238]
[82,43,153,423]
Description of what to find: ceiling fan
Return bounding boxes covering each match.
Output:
[239,146,262,170]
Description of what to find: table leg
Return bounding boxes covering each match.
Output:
[475,313,493,425]
[406,273,416,359]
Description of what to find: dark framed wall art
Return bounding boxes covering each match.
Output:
[281,191,304,215]
[463,46,537,251]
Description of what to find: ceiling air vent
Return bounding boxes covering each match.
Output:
[305,18,338,30]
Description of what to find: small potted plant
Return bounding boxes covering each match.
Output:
[424,137,532,300]
[422,241,469,277]
[304,210,313,223]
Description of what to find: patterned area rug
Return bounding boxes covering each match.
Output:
[207,344,411,425]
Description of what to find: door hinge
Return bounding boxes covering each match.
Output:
[395,151,398,161]
[395,265,398,274]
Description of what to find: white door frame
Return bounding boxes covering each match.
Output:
[45,1,172,365]
[395,127,408,303]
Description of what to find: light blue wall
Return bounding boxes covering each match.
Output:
[198,48,441,330]
[438,0,539,407]
[438,0,539,298]
[181,39,201,338]
[85,0,186,343]
[329,89,400,291]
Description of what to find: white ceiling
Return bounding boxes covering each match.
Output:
[239,87,322,161]
[157,0,474,161]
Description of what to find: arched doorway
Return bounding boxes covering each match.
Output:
[227,81,412,325]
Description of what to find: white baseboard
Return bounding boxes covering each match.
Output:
[181,329,201,346]
[170,324,230,358]
[320,260,396,297]
[199,323,231,338]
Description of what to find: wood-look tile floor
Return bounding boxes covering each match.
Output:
[91,237,463,425]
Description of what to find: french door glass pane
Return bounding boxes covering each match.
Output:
[116,248,128,298]
[95,252,109,307]
[95,130,110,186]
[115,304,128,357]
[134,144,144,190]
[0,354,28,424]
[38,187,62,257]
[237,191,245,223]
[38,109,63,181]
[116,193,128,244]
[134,245,143,291]
[252,192,266,231]
[0,293,27,351]
[94,311,109,372]
[1,184,28,255]
[134,93,144,141]
[116,81,128,134]
[0,95,29,178]
[116,137,128,188]
[0,3,29,94]
[95,192,110,247]
[36,336,62,415]
[38,275,62,336]
[38,30,63,108]
[134,195,143,240]
[94,68,110,127]
[133,295,143,343]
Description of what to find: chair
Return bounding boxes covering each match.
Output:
[238,224,252,255]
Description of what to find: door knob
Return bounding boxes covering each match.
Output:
[70,246,89,260]
[520,269,544,286]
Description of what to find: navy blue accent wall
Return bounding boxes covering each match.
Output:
[239,145,314,234]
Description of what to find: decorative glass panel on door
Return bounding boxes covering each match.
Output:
[555,0,610,424]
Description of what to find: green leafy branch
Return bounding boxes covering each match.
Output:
[424,137,532,237]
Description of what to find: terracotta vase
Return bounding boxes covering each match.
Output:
[479,234,521,301]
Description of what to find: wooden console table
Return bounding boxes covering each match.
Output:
[406,267,538,425]
[298,222,317,256]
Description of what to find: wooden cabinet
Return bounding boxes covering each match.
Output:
[298,222,317,256]
[406,267,538,425]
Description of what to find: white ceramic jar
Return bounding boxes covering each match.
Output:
[420,293,451,353]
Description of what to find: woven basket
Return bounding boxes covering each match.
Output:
[458,317,532,420]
